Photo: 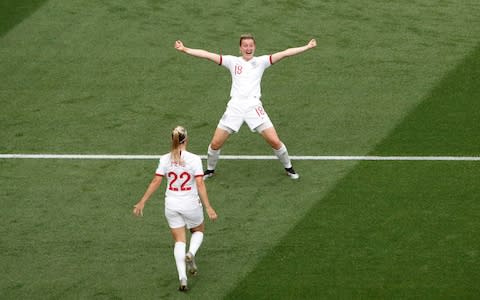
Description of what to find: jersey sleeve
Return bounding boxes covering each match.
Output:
[155,156,167,176]
[192,156,204,177]
[259,55,272,67]
[221,55,234,69]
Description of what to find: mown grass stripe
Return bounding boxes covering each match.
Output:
[226,41,480,299]
[0,0,48,37]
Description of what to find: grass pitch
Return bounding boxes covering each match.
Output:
[1,0,479,299]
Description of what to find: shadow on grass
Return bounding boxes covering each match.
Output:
[0,0,49,37]
[225,44,480,299]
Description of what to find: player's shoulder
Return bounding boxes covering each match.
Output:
[159,152,171,163]
[221,55,237,63]
[182,150,201,162]
[160,152,171,159]
[256,54,270,59]
[256,55,271,64]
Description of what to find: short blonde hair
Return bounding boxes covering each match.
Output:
[239,33,256,46]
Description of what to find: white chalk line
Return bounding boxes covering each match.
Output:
[0,154,479,161]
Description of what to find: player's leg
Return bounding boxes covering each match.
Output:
[246,105,299,179]
[205,127,231,178]
[188,223,205,257]
[166,208,189,291]
[185,223,204,275]
[170,227,188,290]
[184,208,205,276]
[259,126,299,179]
[206,104,244,178]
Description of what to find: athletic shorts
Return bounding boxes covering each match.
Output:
[165,206,204,229]
[217,98,273,133]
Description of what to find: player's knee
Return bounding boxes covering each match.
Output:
[210,141,223,150]
[190,223,205,233]
[210,135,228,150]
[271,140,283,150]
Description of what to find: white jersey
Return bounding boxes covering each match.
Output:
[155,151,204,211]
[221,55,272,100]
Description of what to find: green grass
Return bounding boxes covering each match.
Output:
[227,40,480,300]
[372,43,480,156]
[0,158,355,299]
[226,39,480,300]
[227,161,480,299]
[1,0,480,299]
[0,0,48,37]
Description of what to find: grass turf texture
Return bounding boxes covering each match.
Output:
[0,0,48,37]
[227,37,480,300]
[228,41,480,299]
[0,158,354,299]
[227,161,480,299]
[1,0,479,299]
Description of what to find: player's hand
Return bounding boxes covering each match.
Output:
[308,39,317,49]
[206,206,218,221]
[133,203,144,217]
[175,40,185,52]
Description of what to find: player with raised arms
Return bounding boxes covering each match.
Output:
[175,34,316,179]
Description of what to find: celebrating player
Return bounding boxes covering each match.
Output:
[133,126,218,292]
[175,34,317,179]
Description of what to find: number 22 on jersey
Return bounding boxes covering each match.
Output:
[168,171,192,191]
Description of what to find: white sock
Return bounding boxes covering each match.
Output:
[188,231,204,256]
[207,144,221,171]
[174,242,187,280]
[273,143,292,169]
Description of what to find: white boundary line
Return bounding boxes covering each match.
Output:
[0,154,479,161]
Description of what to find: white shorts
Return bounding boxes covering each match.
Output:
[165,206,204,229]
[218,99,273,133]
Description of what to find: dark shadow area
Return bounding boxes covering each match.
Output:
[0,0,49,37]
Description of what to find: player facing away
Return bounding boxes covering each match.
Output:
[133,126,218,292]
[174,34,317,179]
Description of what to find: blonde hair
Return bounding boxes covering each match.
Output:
[239,33,256,46]
[171,126,187,164]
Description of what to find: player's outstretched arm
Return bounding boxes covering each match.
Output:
[270,39,317,64]
[175,40,222,65]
